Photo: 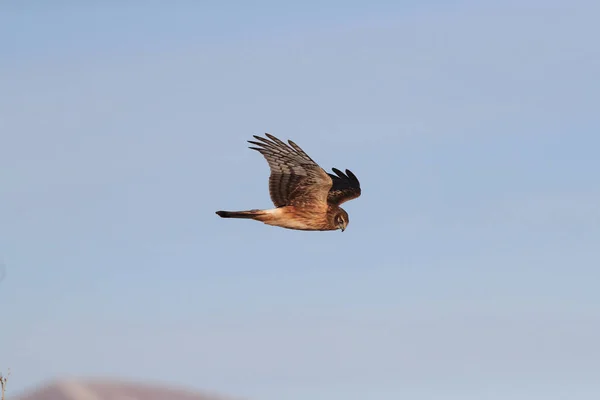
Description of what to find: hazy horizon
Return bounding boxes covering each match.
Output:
[2,1,599,400]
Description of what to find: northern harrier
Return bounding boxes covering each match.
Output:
[216,133,361,232]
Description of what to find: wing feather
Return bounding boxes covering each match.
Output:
[248,133,332,208]
[326,168,361,205]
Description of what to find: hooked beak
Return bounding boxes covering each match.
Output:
[339,224,346,232]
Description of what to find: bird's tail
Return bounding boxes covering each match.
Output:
[215,209,265,219]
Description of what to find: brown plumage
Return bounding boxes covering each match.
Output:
[216,133,361,231]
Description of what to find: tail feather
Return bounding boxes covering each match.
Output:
[215,210,263,219]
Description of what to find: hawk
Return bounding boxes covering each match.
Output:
[216,133,361,232]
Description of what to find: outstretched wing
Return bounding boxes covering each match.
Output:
[327,167,361,205]
[248,133,333,208]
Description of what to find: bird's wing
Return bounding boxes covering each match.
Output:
[248,133,333,208]
[326,168,361,205]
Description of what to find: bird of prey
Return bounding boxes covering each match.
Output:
[216,133,361,232]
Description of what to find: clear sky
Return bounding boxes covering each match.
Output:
[1,1,599,400]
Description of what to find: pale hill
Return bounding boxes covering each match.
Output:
[14,378,239,400]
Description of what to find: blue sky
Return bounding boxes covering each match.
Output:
[1,1,599,400]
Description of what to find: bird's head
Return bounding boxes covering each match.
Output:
[334,209,349,232]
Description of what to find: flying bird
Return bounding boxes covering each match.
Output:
[216,133,361,232]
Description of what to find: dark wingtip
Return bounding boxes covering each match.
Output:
[331,167,346,178]
[216,211,226,217]
[345,169,358,181]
